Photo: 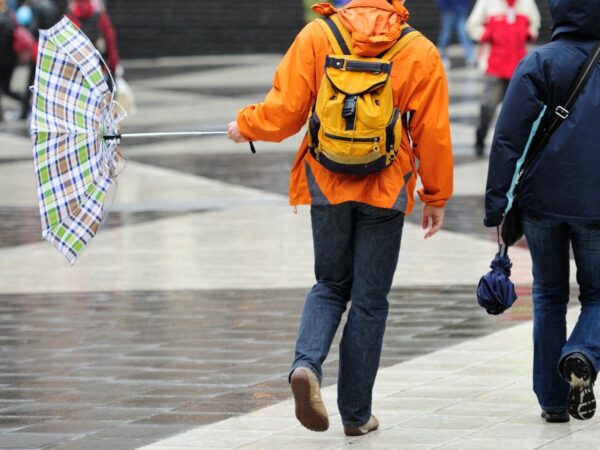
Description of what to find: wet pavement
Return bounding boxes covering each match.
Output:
[0,287,534,449]
[0,52,592,449]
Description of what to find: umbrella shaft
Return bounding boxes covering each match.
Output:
[104,131,227,140]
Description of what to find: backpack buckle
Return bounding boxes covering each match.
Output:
[555,106,569,119]
[342,95,357,117]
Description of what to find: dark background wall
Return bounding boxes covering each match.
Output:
[105,0,306,58]
[105,0,553,59]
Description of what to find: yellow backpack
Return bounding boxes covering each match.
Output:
[308,14,420,175]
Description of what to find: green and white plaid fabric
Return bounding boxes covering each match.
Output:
[31,17,125,265]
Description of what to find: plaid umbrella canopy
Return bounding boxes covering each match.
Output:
[31,18,124,264]
[31,16,125,265]
[31,17,252,264]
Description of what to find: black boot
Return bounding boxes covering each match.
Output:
[541,409,570,423]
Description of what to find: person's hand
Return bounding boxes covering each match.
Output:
[422,205,445,239]
[227,121,248,143]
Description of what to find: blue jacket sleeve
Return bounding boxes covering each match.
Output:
[484,53,547,227]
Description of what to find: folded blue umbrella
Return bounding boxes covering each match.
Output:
[477,242,518,315]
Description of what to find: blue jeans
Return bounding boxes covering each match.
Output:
[522,213,600,412]
[436,11,475,62]
[290,202,404,427]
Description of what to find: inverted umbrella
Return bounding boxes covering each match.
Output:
[31,17,250,264]
[476,229,518,315]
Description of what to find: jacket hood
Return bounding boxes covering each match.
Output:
[312,0,410,57]
[550,0,600,40]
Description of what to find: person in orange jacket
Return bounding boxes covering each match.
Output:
[228,0,453,435]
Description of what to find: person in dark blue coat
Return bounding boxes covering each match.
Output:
[485,0,599,423]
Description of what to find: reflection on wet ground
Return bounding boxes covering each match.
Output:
[130,152,484,199]
[124,64,236,82]
[0,286,535,447]
[0,209,194,249]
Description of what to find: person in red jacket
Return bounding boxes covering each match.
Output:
[467,0,540,156]
[66,0,119,84]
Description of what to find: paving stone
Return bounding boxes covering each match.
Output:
[0,208,192,250]
[46,437,157,450]
[0,431,79,448]
[92,424,190,440]
[14,419,119,435]
[0,416,45,431]
[133,413,236,426]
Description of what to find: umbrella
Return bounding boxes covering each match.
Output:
[477,235,518,315]
[31,17,251,264]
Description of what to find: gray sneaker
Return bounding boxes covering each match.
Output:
[344,415,379,436]
[290,367,329,432]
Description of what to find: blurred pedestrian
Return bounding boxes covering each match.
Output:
[228,0,453,435]
[436,0,475,69]
[0,0,19,122]
[467,0,540,156]
[17,0,58,119]
[485,0,599,424]
[52,0,68,16]
[28,0,59,31]
[66,0,119,88]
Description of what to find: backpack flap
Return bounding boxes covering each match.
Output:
[308,15,410,175]
[324,56,391,95]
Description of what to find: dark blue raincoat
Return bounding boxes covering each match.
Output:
[484,0,600,227]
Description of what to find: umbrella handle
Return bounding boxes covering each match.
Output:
[497,226,507,257]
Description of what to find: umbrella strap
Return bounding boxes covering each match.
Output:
[497,226,507,257]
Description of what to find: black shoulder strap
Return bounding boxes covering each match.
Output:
[522,42,600,171]
[548,42,600,133]
[323,17,351,55]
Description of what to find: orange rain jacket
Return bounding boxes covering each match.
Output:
[237,0,453,214]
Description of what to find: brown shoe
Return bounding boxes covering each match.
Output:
[344,415,379,436]
[290,367,329,432]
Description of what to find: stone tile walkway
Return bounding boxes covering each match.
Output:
[0,49,594,449]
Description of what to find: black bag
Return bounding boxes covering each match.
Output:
[500,199,522,247]
[500,42,600,246]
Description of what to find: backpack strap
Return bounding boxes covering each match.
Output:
[316,14,353,55]
[380,26,421,61]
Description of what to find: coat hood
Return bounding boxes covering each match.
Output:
[550,0,600,40]
[312,0,410,57]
